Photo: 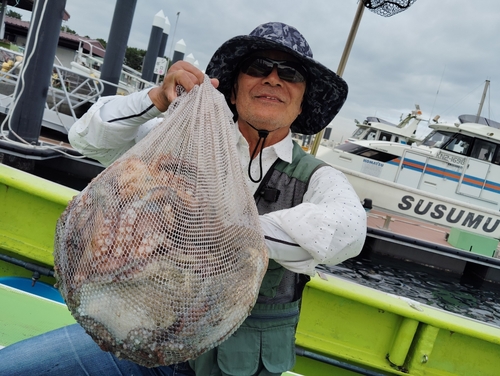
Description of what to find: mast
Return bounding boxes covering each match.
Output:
[476,79,490,122]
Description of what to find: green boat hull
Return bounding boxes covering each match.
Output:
[0,163,77,275]
[294,274,500,375]
[1,163,500,375]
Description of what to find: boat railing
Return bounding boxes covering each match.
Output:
[0,46,155,134]
[47,64,105,123]
[76,39,106,65]
[73,39,154,95]
[70,54,154,96]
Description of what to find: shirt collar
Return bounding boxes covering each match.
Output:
[235,122,294,163]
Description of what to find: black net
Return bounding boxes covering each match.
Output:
[362,0,417,17]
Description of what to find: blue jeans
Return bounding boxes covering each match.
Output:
[0,324,195,376]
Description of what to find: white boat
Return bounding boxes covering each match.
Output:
[317,114,500,240]
[349,105,428,144]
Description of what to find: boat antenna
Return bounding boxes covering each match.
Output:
[428,65,446,123]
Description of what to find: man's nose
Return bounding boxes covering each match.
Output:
[264,66,281,84]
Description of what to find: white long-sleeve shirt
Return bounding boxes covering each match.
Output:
[69,89,367,276]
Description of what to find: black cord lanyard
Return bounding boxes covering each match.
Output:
[248,129,270,183]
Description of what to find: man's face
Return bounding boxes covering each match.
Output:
[231,50,306,133]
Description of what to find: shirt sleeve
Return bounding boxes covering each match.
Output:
[68,90,162,166]
[260,166,367,276]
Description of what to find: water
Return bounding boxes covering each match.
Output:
[319,255,500,327]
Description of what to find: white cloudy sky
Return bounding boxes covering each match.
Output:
[14,0,500,141]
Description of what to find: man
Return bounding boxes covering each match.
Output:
[0,22,366,376]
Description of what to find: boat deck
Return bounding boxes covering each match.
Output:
[367,208,452,248]
[364,207,500,285]
[0,284,75,349]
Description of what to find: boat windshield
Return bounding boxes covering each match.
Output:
[351,127,364,138]
[422,131,473,155]
[443,133,473,155]
[421,131,453,148]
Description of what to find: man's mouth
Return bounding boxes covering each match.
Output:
[256,95,282,102]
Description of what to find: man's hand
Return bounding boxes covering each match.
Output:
[148,61,219,112]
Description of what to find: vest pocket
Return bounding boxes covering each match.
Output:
[261,322,296,373]
[217,327,260,375]
[216,314,297,375]
[258,260,286,297]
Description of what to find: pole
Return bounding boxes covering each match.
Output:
[158,17,171,59]
[168,12,180,67]
[0,0,7,39]
[100,0,137,96]
[171,39,186,64]
[310,0,365,156]
[476,79,490,122]
[141,10,165,82]
[336,1,366,78]
[153,17,171,82]
[7,0,67,145]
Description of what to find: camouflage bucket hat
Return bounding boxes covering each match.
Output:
[205,22,348,135]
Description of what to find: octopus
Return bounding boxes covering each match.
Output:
[53,152,268,367]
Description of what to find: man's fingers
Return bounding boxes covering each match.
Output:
[149,62,220,112]
[210,78,220,89]
[168,61,205,88]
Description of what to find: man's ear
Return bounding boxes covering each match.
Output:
[230,82,238,105]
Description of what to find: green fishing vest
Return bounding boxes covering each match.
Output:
[189,141,330,376]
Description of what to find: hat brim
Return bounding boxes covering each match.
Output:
[205,35,348,135]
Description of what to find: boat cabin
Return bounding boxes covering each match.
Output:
[339,114,500,165]
[348,106,426,145]
[350,118,406,143]
[420,114,500,164]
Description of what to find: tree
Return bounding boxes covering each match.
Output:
[124,47,146,71]
[96,38,107,48]
[6,9,22,20]
[86,38,145,72]
[61,25,76,34]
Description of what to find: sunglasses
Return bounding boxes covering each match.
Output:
[239,56,307,83]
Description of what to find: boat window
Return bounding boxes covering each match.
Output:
[493,150,500,165]
[421,131,453,148]
[380,131,392,141]
[471,139,497,162]
[352,128,364,138]
[363,130,377,140]
[443,134,473,155]
[335,143,399,162]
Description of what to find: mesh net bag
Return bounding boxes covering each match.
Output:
[362,0,417,17]
[54,75,268,367]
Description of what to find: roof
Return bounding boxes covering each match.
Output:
[58,30,106,58]
[459,114,500,129]
[365,116,397,127]
[4,16,105,58]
